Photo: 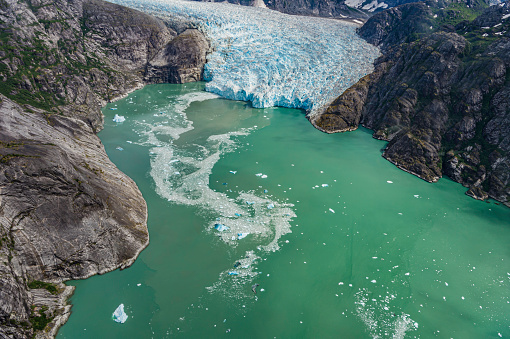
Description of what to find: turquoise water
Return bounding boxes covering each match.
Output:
[58,83,510,338]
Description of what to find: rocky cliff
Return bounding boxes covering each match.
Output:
[312,0,510,206]
[192,0,439,18]
[0,0,209,337]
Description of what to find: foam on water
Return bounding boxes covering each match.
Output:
[133,91,295,298]
[109,0,380,115]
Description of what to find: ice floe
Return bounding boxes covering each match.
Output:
[112,304,128,323]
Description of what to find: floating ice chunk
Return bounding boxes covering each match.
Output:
[126,141,132,144]
[228,271,238,275]
[112,304,128,323]
[387,180,393,183]
[255,173,263,177]
[263,189,268,193]
[229,170,237,174]
[322,184,329,187]
[113,114,125,123]
[214,223,229,232]
[246,201,255,205]
[110,107,118,110]
[136,283,141,286]
[414,195,419,198]
[329,208,335,213]
[238,233,249,240]
[267,203,274,210]
[116,147,124,151]
[261,174,267,178]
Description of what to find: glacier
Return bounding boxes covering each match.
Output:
[108,0,380,115]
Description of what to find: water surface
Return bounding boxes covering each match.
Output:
[58,82,510,338]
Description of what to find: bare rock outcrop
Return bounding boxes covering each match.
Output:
[0,0,210,337]
[145,29,210,84]
[313,0,510,206]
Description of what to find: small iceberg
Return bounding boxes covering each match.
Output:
[238,233,249,240]
[322,184,329,187]
[228,271,239,275]
[112,304,128,323]
[110,107,118,110]
[329,208,335,213]
[214,223,229,232]
[229,170,237,174]
[113,114,125,123]
[267,203,274,210]
[115,146,124,151]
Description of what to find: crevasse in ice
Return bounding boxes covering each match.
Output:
[108,0,380,115]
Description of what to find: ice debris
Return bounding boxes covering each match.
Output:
[229,170,237,174]
[113,114,125,123]
[238,233,249,240]
[112,304,128,323]
[115,146,124,151]
[267,203,274,210]
[214,223,229,232]
[329,208,335,213]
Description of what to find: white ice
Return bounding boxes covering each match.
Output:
[113,114,125,123]
[108,0,380,116]
[112,304,128,323]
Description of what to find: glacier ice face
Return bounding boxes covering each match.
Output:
[108,0,380,115]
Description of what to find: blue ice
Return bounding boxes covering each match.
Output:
[108,0,380,115]
[112,304,128,323]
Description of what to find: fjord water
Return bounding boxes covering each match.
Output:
[58,83,510,338]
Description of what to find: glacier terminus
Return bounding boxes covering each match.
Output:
[109,0,380,115]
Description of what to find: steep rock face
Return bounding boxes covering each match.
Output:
[314,1,510,206]
[0,0,210,337]
[145,29,210,84]
[193,0,369,18]
[0,94,148,337]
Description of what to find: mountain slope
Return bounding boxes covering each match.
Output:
[312,0,510,206]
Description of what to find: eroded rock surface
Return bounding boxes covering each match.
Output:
[0,0,209,337]
[145,29,210,84]
[313,0,510,206]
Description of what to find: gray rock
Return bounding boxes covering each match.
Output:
[145,29,210,84]
[315,1,510,206]
[0,0,211,337]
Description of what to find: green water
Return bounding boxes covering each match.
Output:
[58,82,510,338]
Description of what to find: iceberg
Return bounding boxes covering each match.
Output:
[113,114,126,123]
[112,304,128,323]
[214,223,229,232]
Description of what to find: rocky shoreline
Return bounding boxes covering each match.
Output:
[312,0,510,207]
[0,0,208,337]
